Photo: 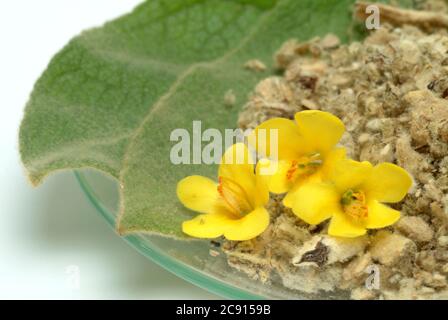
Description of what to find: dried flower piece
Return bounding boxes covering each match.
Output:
[244,59,267,72]
[355,2,448,30]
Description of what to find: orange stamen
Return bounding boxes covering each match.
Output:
[286,160,299,181]
[341,190,369,220]
[217,176,252,216]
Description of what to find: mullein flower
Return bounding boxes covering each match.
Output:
[289,159,412,237]
[248,110,346,207]
[177,143,270,241]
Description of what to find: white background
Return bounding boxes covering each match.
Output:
[0,0,218,299]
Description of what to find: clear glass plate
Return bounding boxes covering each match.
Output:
[75,169,340,299]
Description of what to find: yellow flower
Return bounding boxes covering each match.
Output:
[248,110,346,206]
[177,143,270,241]
[288,159,413,237]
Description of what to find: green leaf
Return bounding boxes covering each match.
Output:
[20,0,360,237]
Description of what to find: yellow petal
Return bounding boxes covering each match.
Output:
[329,159,373,193]
[265,160,295,194]
[289,182,340,225]
[219,143,256,203]
[282,171,323,207]
[319,147,347,179]
[223,207,270,241]
[283,185,298,208]
[295,110,345,153]
[365,200,401,229]
[328,211,367,238]
[247,118,304,160]
[182,212,232,239]
[177,175,218,213]
[254,159,271,206]
[363,163,413,203]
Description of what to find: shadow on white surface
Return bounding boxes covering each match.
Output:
[1,169,218,299]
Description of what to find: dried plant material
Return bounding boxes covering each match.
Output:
[274,39,306,69]
[342,253,372,285]
[275,262,344,294]
[350,287,378,300]
[395,216,434,242]
[244,59,267,72]
[369,231,417,268]
[292,235,368,267]
[273,36,338,70]
[443,264,448,274]
[223,239,272,284]
[320,34,341,49]
[355,2,448,30]
[238,77,297,127]
[405,90,448,157]
[295,240,329,267]
[224,89,236,107]
[414,0,448,13]
[226,3,448,299]
[430,201,448,226]
[209,249,220,257]
[438,236,448,247]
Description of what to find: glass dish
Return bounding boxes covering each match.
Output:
[75,169,340,299]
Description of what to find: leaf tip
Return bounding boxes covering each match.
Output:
[116,214,130,236]
[20,163,44,187]
[116,220,126,236]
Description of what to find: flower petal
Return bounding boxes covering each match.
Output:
[328,211,367,238]
[329,159,373,193]
[282,185,298,208]
[365,200,401,229]
[182,212,232,239]
[282,171,323,207]
[223,207,270,241]
[295,110,345,153]
[177,175,218,213]
[319,147,347,179]
[247,118,304,160]
[265,159,295,194]
[219,143,256,203]
[363,163,413,203]
[289,182,340,225]
[254,159,271,206]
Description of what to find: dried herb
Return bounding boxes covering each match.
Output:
[299,241,329,267]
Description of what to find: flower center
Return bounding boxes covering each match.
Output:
[217,176,253,217]
[286,152,323,182]
[341,189,368,220]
